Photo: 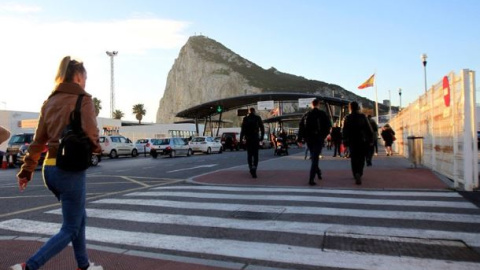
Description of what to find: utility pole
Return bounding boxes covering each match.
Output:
[106,51,118,118]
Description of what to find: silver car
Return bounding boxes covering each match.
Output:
[150,137,192,158]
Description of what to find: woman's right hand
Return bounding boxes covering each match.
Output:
[16,169,33,192]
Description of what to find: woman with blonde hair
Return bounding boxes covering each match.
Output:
[11,56,103,270]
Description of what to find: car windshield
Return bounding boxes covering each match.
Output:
[192,137,205,142]
[9,134,33,144]
[153,139,170,145]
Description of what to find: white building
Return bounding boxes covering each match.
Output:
[0,110,204,152]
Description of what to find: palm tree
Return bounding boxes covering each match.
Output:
[132,104,146,124]
[93,97,102,116]
[112,110,124,120]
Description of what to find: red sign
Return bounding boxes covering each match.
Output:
[443,76,450,107]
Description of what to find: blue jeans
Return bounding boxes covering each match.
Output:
[27,165,89,270]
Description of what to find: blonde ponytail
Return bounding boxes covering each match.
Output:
[54,56,71,86]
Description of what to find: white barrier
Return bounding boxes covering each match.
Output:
[389,69,478,191]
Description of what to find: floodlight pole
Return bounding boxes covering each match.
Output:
[106,51,118,118]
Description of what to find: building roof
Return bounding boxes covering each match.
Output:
[175,92,350,119]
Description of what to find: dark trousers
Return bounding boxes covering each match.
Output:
[366,140,375,164]
[307,140,322,181]
[333,140,342,156]
[349,143,368,177]
[246,140,260,169]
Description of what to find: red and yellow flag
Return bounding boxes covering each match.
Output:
[358,74,375,89]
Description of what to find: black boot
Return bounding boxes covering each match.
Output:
[250,166,257,178]
[316,168,322,180]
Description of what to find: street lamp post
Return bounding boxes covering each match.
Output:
[106,51,118,118]
[398,88,402,109]
[421,53,428,94]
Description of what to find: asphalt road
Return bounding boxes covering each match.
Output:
[0,148,300,220]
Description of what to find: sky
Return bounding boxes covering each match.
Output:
[0,0,479,123]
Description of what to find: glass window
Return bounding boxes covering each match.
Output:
[192,137,205,142]
[99,137,106,143]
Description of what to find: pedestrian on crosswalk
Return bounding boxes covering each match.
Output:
[342,101,374,185]
[11,56,103,270]
[297,98,332,185]
[240,107,265,178]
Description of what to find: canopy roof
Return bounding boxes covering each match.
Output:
[175,92,350,119]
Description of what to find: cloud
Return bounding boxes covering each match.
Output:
[0,15,190,119]
[0,3,42,14]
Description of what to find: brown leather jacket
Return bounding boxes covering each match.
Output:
[21,83,101,172]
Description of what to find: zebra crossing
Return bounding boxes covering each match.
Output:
[1,185,480,270]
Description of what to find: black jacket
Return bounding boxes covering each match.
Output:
[298,108,331,143]
[342,112,374,147]
[240,113,265,142]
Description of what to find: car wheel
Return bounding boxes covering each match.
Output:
[109,150,118,159]
[187,149,192,157]
[132,149,138,157]
[150,149,158,159]
[207,147,211,154]
[90,155,99,166]
[170,150,176,158]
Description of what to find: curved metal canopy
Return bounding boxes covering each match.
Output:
[175,92,350,119]
[263,113,304,124]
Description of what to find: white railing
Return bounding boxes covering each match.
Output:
[389,69,478,191]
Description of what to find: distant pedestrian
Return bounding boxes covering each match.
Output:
[330,122,342,157]
[342,101,374,185]
[366,115,379,165]
[240,107,265,178]
[11,56,103,270]
[0,125,10,145]
[381,124,396,156]
[297,98,332,185]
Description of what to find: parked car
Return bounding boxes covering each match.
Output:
[9,133,100,167]
[135,138,157,154]
[99,135,138,158]
[189,136,223,154]
[221,132,245,151]
[150,137,192,158]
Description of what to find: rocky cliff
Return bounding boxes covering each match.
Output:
[156,35,385,124]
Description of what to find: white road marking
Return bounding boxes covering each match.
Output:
[0,219,478,270]
[167,164,217,173]
[126,191,476,209]
[45,208,480,248]
[93,198,480,224]
[153,185,462,198]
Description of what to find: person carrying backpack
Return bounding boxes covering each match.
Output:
[240,107,265,178]
[342,101,374,185]
[12,56,103,270]
[297,98,332,185]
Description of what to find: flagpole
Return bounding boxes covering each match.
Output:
[375,72,379,124]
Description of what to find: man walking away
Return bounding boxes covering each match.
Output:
[240,107,265,178]
[297,98,332,186]
[342,102,374,185]
[366,115,379,165]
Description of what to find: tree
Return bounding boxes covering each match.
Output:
[132,104,146,124]
[112,110,124,120]
[93,97,102,116]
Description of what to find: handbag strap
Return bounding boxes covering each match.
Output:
[70,95,85,131]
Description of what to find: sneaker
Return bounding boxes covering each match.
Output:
[10,263,26,270]
[77,262,104,270]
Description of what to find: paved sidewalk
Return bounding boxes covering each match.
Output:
[192,148,452,190]
[1,237,237,270]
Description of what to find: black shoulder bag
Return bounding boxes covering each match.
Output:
[56,95,92,171]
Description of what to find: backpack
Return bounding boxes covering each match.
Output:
[243,114,260,137]
[56,95,92,171]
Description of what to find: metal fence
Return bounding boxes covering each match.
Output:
[389,69,478,191]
